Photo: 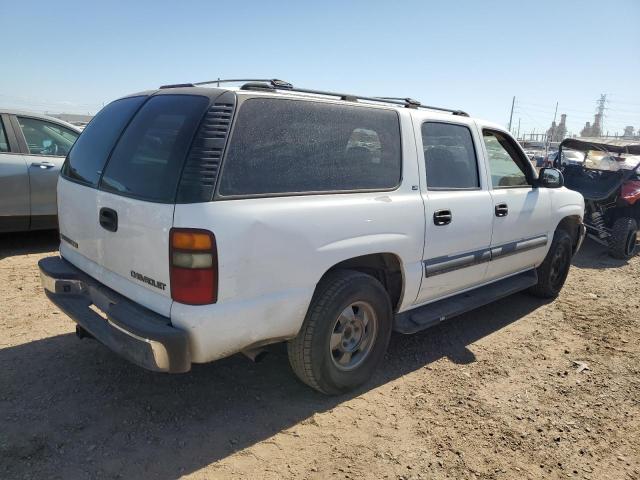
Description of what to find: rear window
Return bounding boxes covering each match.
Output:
[218,98,401,196]
[100,95,209,203]
[62,96,146,186]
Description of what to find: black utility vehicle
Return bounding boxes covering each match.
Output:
[556,137,640,259]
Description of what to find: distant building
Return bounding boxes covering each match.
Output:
[580,121,592,137]
[546,113,567,142]
[581,113,603,137]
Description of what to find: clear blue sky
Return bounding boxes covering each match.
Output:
[1,0,638,136]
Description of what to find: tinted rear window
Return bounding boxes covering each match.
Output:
[218,98,401,196]
[100,95,209,203]
[62,96,146,186]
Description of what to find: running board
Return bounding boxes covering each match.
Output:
[393,269,538,334]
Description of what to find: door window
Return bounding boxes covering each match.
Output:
[17,117,79,156]
[0,119,9,152]
[421,122,479,189]
[483,130,531,188]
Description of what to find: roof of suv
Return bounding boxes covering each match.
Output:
[144,78,472,114]
[131,79,509,134]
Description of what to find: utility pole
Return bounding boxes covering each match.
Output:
[545,101,558,157]
[516,118,521,140]
[508,96,515,132]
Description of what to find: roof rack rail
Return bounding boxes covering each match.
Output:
[374,97,468,116]
[181,78,470,116]
[192,78,293,89]
[375,97,422,108]
[159,83,196,89]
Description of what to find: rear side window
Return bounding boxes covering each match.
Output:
[422,122,479,189]
[62,96,146,186]
[100,95,209,203]
[17,117,78,156]
[218,98,401,196]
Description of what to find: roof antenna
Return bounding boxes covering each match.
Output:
[217,77,220,87]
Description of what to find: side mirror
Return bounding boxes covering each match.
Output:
[538,167,564,188]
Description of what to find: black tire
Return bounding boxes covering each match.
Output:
[609,217,638,260]
[528,229,573,299]
[288,270,392,395]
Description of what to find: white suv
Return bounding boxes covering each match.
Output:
[39,79,585,394]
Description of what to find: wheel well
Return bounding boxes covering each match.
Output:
[323,253,403,311]
[556,215,581,252]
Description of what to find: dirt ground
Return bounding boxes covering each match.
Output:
[0,231,638,480]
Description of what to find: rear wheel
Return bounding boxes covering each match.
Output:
[609,217,638,260]
[288,270,392,395]
[528,229,573,299]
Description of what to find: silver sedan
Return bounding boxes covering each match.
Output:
[0,110,81,232]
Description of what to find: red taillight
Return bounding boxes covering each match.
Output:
[170,228,217,304]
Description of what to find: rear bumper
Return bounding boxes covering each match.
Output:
[38,256,190,373]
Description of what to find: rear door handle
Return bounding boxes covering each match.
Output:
[99,207,118,232]
[495,203,509,217]
[433,209,452,226]
[31,161,55,169]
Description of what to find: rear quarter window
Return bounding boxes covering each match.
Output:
[218,98,402,197]
[99,95,209,203]
[62,96,147,186]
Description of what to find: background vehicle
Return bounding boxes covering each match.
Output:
[557,137,640,259]
[0,110,80,232]
[39,79,585,394]
[547,149,584,167]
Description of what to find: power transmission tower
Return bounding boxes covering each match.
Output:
[595,94,607,136]
[596,94,607,116]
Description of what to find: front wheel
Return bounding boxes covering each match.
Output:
[528,229,573,299]
[609,217,638,260]
[288,270,392,395]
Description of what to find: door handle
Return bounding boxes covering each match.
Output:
[99,207,118,232]
[495,203,509,217]
[31,161,55,169]
[433,209,452,226]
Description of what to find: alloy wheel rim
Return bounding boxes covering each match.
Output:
[330,301,378,371]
